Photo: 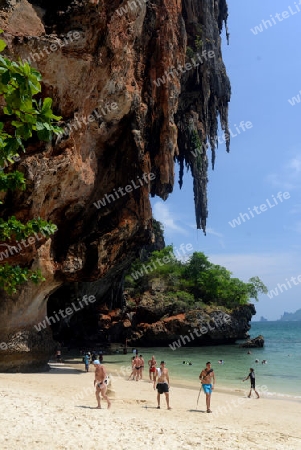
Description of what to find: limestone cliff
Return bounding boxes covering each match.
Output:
[0,0,230,371]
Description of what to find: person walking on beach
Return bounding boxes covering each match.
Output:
[133,354,142,381]
[148,355,157,382]
[199,361,215,413]
[153,361,171,410]
[93,360,111,409]
[243,368,260,398]
[83,353,90,372]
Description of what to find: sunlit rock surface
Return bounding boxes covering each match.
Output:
[0,0,230,371]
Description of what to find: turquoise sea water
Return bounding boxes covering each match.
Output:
[104,321,301,399]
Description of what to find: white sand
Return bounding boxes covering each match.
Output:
[0,363,301,450]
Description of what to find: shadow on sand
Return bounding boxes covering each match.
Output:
[75,405,99,410]
[188,409,206,413]
[47,363,82,375]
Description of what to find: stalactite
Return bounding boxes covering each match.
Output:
[175,0,231,232]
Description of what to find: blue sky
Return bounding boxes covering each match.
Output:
[151,0,301,321]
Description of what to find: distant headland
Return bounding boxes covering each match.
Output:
[278,309,301,321]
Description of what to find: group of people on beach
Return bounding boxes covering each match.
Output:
[144,356,214,412]
[128,354,145,380]
[89,353,260,412]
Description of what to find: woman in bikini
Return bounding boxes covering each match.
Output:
[148,355,157,382]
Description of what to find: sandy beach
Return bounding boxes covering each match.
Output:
[0,362,301,450]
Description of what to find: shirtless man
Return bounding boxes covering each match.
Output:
[199,361,215,413]
[153,361,171,410]
[133,354,141,381]
[139,355,145,380]
[148,355,157,382]
[93,360,111,409]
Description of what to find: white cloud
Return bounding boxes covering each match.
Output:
[152,201,187,235]
[289,203,301,214]
[266,153,301,190]
[206,228,223,238]
[285,220,301,234]
[287,155,301,174]
[206,228,225,249]
[208,251,300,285]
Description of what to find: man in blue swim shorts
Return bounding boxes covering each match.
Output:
[199,361,215,413]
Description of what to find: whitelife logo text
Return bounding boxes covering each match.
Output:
[34,295,96,331]
[228,192,290,228]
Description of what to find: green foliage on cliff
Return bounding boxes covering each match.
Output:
[0,34,61,293]
[125,247,268,309]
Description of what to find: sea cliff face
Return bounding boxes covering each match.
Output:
[0,0,230,371]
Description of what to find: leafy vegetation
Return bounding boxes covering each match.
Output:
[195,36,203,51]
[125,246,268,310]
[186,46,195,59]
[190,129,204,169]
[191,129,202,151]
[0,33,61,293]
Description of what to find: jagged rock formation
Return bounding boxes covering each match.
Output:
[63,296,256,347]
[91,295,256,347]
[240,335,264,348]
[0,0,230,371]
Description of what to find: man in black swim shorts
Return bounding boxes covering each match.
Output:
[153,361,171,410]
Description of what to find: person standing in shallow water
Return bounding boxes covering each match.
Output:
[243,368,260,398]
[199,361,215,413]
